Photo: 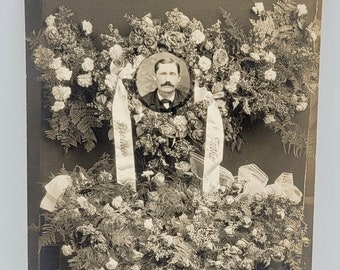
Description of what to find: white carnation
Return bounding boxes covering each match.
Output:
[51,101,65,112]
[109,44,124,60]
[77,73,93,87]
[240,43,250,54]
[309,31,317,41]
[191,30,205,44]
[105,257,118,270]
[105,74,118,90]
[264,68,277,81]
[296,102,308,112]
[52,85,71,101]
[144,218,153,230]
[224,82,238,93]
[81,20,93,35]
[45,15,56,27]
[264,51,276,64]
[81,57,94,72]
[198,56,212,71]
[55,66,72,81]
[111,196,123,209]
[297,4,308,16]
[230,71,241,84]
[61,244,73,256]
[250,52,261,61]
[252,2,265,15]
[263,114,276,124]
[76,196,88,207]
[49,57,62,70]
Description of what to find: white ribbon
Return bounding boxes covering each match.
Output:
[192,82,224,193]
[112,63,137,191]
[235,164,302,204]
[40,175,73,212]
[202,100,224,193]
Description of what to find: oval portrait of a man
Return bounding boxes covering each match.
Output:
[136,52,191,112]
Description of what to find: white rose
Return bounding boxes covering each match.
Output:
[77,196,88,207]
[61,244,73,256]
[141,170,154,178]
[104,74,118,90]
[109,44,124,60]
[198,56,212,71]
[264,68,277,81]
[264,51,276,64]
[105,257,118,270]
[152,172,165,185]
[240,43,250,54]
[142,13,153,25]
[297,4,308,16]
[51,101,65,112]
[95,94,107,105]
[55,66,72,81]
[263,114,276,124]
[77,73,93,87]
[191,30,205,44]
[250,52,261,61]
[45,14,56,27]
[81,57,94,72]
[45,26,58,35]
[252,2,265,15]
[224,226,235,236]
[179,14,190,28]
[111,196,123,209]
[81,20,93,35]
[144,218,153,230]
[225,195,235,204]
[52,85,71,101]
[49,57,62,70]
[296,102,308,112]
[230,71,241,84]
[161,234,173,246]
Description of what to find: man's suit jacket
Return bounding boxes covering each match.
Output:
[141,89,187,112]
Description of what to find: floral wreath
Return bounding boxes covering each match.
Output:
[28,2,320,158]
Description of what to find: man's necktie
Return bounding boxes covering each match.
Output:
[160,99,172,109]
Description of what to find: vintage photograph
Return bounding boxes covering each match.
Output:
[25,0,322,269]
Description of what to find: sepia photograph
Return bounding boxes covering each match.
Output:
[24,0,325,269]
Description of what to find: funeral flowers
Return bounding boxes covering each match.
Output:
[38,156,310,270]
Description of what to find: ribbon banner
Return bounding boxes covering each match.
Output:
[112,68,136,191]
[202,100,224,193]
[40,175,73,212]
[235,164,303,204]
[193,82,224,193]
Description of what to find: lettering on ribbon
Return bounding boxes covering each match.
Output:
[208,137,220,163]
[115,120,130,157]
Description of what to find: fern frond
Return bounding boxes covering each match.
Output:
[220,8,246,42]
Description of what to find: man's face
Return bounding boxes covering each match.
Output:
[153,63,181,96]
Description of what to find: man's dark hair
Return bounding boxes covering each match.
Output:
[154,57,180,74]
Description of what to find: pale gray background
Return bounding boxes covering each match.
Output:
[0,0,339,269]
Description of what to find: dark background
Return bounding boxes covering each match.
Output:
[26,0,320,269]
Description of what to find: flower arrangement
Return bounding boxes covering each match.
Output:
[39,155,310,270]
[28,1,320,156]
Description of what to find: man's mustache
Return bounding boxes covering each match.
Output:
[161,81,174,87]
